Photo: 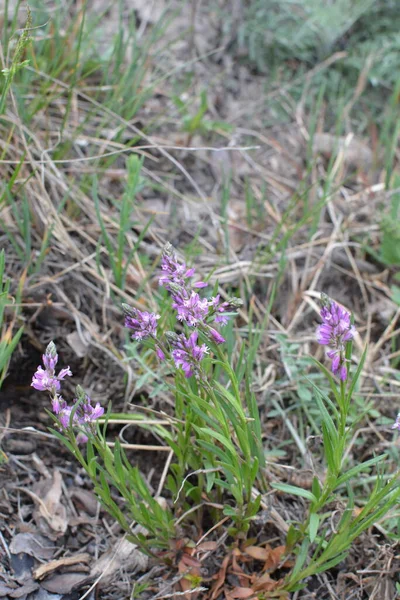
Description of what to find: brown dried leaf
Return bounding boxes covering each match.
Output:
[252,573,284,594]
[210,553,231,600]
[40,572,89,594]
[70,487,99,516]
[196,541,218,553]
[9,532,55,561]
[244,546,270,561]
[263,546,287,572]
[32,470,67,537]
[8,580,39,598]
[229,587,254,599]
[90,538,148,585]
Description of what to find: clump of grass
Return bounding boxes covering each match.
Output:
[232,0,400,127]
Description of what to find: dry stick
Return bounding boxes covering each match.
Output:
[0,143,260,164]
[105,442,171,451]
[156,450,174,499]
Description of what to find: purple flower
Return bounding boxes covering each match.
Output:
[210,295,233,326]
[208,327,225,345]
[58,390,104,431]
[31,342,72,393]
[316,295,356,381]
[392,414,400,431]
[172,291,209,326]
[59,403,73,429]
[156,347,166,361]
[123,304,160,340]
[77,396,104,425]
[159,243,206,290]
[171,331,209,378]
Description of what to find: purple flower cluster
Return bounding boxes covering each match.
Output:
[122,243,242,379]
[159,242,207,291]
[123,304,160,341]
[31,341,72,393]
[172,291,209,326]
[32,342,104,441]
[316,295,356,381]
[170,331,209,379]
[159,244,235,336]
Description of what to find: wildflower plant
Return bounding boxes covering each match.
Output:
[32,247,400,592]
[273,295,400,592]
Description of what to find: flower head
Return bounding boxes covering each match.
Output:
[123,304,160,340]
[172,291,209,326]
[210,295,241,326]
[159,243,206,291]
[58,387,104,431]
[171,331,208,378]
[32,342,72,393]
[316,296,356,381]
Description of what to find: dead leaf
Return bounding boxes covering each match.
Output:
[252,573,283,594]
[29,470,67,537]
[196,541,218,553]
[0,582,18,595]
[178,551,202,600]
[10,532,55,561]
[41,572,89,594]
[70,487,99,516]
[263,546,287,572]
[33,553,91,580]
[229,587,254,599]
[244,546,270,561]
[90,538,148,586]
[10,552,34,583]
[210,553,231,600]
[66,330,92,357]
[8,580,39,598]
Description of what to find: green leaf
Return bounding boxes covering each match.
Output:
[312,476,321,500]
[313,551,349,574]
[309,513,319,543]
[291,537,310,579]
[336,454,386,487]
[271,482,317,503]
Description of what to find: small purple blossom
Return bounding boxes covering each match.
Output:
[58,389,104,432]
[171,331,209,378]
[32,342,103,444]
[156,347,166,361]
[392,414,400,431]
[76,395,104,425]
[123,304,160,341]
[172,291,209,326]
[208,327,225,345]
[316,295,356,381]
[159,243,206,291]
[210,295,234,326]
[31,342,72,393]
